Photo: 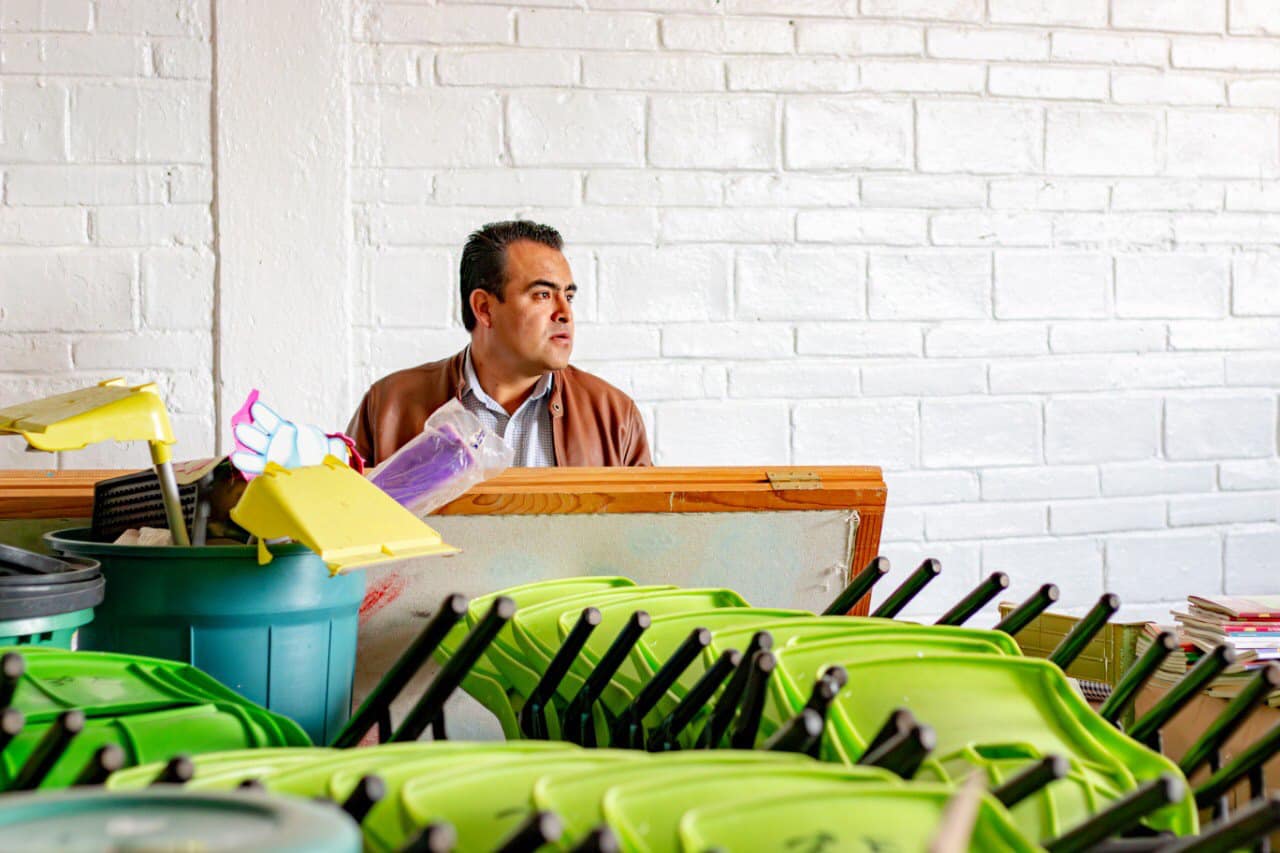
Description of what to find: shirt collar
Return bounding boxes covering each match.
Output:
[462,346,554,415]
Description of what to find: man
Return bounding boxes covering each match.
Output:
[347,220,652,468]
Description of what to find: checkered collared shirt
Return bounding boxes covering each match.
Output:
[459,347,556,467]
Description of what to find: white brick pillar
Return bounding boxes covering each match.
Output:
[213,0,353,444]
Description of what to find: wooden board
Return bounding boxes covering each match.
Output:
[0,465,886,614]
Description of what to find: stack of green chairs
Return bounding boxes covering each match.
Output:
[419,571,1201,847]
[0,646,309,791]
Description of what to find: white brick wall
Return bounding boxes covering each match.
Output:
[1,0,214,470]
[5,1,1280,620]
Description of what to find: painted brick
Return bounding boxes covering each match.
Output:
[861,0,983,22]
[70,83,209,163]
[1050,498,1166,535]
[989,0,1106,27]
[1045,396,1162,463]
[1226,531,1280,594]
[994,252,1110,319]
[1227,183,1280,212]
[729,58,857,92]
[1231,0,1280,35]
[926,28,1048,61]
[355,89,500,167]
[794,400,918,468]
[1051,32,1168,66]
[365,4,511,44]
[918,101,1043,174]
[1115,255,1229,319]
[1111,71,1226,105]
[784,99,912,169]
[1166,394,1278,459]
[509,93,644,167]
[598,247,730,323]
[1112,180,1223,211]
[0,206,85,245]
[736,248,865,321]
[1228,79,1280,106]
[989,179,1109,211]
[1101,462,1217,497]
[1234,253,1280,316]
[862,175,985,208]
[729,362,859,398]
[662,323,794,359]
[1174,38,1280,71]
[1221,459,1280,490]
[518,10,656,50]
[925,322,1047,356]
[921,399,1042,468]
[930,212,1053,247]
[862,362,986,397]
[141,247,213,331]
[860,60,985,93]
[1169,493,1279,526]
[371,249,453,328]
[1226,354,1280,385]
[434,170,578,207]
[1046,108,1162,176]
[587,54,724,91]
[984,538,1105,609]
[925,500,1048,540]
[725,174,858,207]
[1107,533,1222,602]
[1112,0,1225,33]
[649,96,775,169]
[989,66,1109,100]
[868,251,990,320]
[1168,111,1280,178]
[92,204,211,247]
[663,16,794,54]
[0,249,133,331]
[1049,322,1168,354]
[437,50,576,87]
[981,466,1100,501]
[656,401,789,465]
[0,81,68,162]
[886,470,980,505]
[796,21,921,55]
[798,323,923,357]
[587,171,721,206]
[660,208,793,243]
[1170,320,1280,350]
[571,325,660,361]
[798,210,927,246]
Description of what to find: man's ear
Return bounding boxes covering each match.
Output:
[470,289,494,329]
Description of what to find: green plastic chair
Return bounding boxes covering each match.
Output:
[434,578,638,739]
[266,741,575,802]
[602,763,901,853]
[106,747,333,791]
[773,652,1198,840]
[677,785,1040,853]
[531,751,807,846]
[1,703,287,790]
[366,749,641,852]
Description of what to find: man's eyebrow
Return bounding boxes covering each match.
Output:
[524,280,576,292]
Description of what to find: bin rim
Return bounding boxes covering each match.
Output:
[44,527,317,560]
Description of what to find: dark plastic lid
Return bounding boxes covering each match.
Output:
[0,789,361,853]
[0,544,104,620]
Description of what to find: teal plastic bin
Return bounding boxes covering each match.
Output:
[45,529,366,746]
[0,545,103,648]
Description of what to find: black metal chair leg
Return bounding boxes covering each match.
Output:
[561,611,650,747]
[860,708,916,758]
[333,594,469,747]
[70,744,125,787]
[1180,664,1280,775]
[1044,775,1183,853]
[1049,594,1121,670]
[341,774,385,824]
[611,627,711,749]
[871,559,942,619]
[493,811,562,853]
[0,653,24,709]
[520,607,602,740]
[11,709,84,791]
[0,707,23,757]
[648,649,740,752]
[992,755,1070,809]
[763,708,823,754]
[1159,795,1280,853]
[1196,720,1280,809]
[994,584,1059,636]
[857,722,935,779]
[1129,645,1236,747]
[822,557,890,616]
[150,754,194,786]
[699,631,771,749]
[728,651,776,750]
[398,822,457,853]
[569,825,620,853]
[391,597,516,743]
[1100,631,1178,726]
[936,572,1010,627]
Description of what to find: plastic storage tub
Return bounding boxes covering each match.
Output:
[0,544,103,648]
[45,529,365,745]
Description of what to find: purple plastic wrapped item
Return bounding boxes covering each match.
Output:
[366,399,513,516]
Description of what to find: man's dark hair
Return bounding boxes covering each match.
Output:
[459,220,564,331]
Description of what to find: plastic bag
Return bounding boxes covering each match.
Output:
[366,398,513,516]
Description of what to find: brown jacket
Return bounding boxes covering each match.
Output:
[347,350,652,468]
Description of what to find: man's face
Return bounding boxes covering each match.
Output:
[475,239,575,374]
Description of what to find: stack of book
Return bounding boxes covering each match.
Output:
[1156,595,1280,703]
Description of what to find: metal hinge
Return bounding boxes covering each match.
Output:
[766,470,821,491]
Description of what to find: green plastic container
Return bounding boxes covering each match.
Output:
[0,544,104,648]
[45,528,366,745]
[0,608,95,648]
[0,788,361,853]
